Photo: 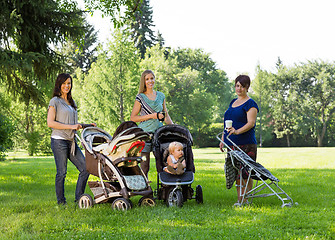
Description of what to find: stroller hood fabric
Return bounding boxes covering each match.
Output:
[81,127,113,154]
[153,124,195,173]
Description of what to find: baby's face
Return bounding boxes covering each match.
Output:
[172,147,183,159]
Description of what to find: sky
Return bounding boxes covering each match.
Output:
[80,0,335,79]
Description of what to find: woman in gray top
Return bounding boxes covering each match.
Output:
[47,73,94,205]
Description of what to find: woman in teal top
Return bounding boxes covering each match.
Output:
[131,70,173,177]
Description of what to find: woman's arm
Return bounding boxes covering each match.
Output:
[130,100,162,122]
[163,100,173,125]
[227,107,257,136]
[47,106,82,130]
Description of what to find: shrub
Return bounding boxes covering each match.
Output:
[192,122,224,148]
[0,113,14,161]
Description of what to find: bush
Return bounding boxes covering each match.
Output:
[0,113,14,161]
[192,122,224,148]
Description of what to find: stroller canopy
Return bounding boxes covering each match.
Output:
[153,124,193,147]
[81,127,113,154]
[153,124,195,173]
[109,121,150,151]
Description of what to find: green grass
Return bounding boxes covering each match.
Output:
[1,147,335,239]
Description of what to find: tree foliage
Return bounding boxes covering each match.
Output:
[130,0,156,58]
[75,28,140,132]
[253,60,335,147]
[0,113,14,161]
[294,60,335,147]
[83,0,143,27]
[61,21,99,75]
[0,0,87,105]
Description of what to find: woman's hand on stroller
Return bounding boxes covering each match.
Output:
[219,141,225,152]
[73,124,83,130]
[80,123,97,129]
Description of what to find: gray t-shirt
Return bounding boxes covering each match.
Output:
[48,96,78,141]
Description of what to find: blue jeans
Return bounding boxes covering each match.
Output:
[51,138,89,204]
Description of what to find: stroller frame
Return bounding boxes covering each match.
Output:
[217,133,293,208]
[153,124,203,207]
[75,124,154,210]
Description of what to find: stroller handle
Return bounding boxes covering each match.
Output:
[216,131,247,153]
[216,131,256,163]
[81,123,95,129]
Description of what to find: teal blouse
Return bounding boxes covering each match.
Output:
[135,91,165,132]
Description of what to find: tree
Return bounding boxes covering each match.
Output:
[0,112,14,161]
[251,65,273,147]
[130,0,156,58]
[269,65,300,147]
[156,31,165,48]
[61,21,99,74]
[83,0,143,27]
[254,59,335,147]
[170,48,233,122]
[141,45,226,146]
[0,0,87,105]
[294,60,335,147]
[75,27,140,132]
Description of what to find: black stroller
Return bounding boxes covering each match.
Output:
[217,133,293,207]
[76,121,155,210]
[153,124,203,207]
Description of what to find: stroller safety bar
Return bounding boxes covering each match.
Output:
[217,131,293,208]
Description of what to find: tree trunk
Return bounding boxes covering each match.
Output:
[286,134,290,147]
[317,123,327,147]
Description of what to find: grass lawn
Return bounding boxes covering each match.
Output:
[1,147,334,239]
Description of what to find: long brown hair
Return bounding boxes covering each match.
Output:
[138,70,155,94]
[52,73,77,109]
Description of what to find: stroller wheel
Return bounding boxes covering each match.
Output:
[195,185,203,204]
[138,197,156,207]
[112,198,131,211]
[78,194,94,209]
[166,189,183,207]
[282,203,292,208]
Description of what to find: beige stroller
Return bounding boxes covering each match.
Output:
[76,121,155,210]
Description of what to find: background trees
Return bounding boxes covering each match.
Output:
[252,60,335,147]
[130,0,157,59]
[1,0,335,158]
[0,0,86,104]
[75,28,140,132]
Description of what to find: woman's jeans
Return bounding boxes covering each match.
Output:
[51,138,89,204]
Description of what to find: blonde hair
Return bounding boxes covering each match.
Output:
[138,70,155,94]
[168,141,183,154]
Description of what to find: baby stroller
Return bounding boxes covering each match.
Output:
[153,124,203,207]
[76,121,155,210]
[217,133,293,207]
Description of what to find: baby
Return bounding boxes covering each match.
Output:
[164,141,186,175]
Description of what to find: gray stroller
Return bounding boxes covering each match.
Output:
[217,133,293,207]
